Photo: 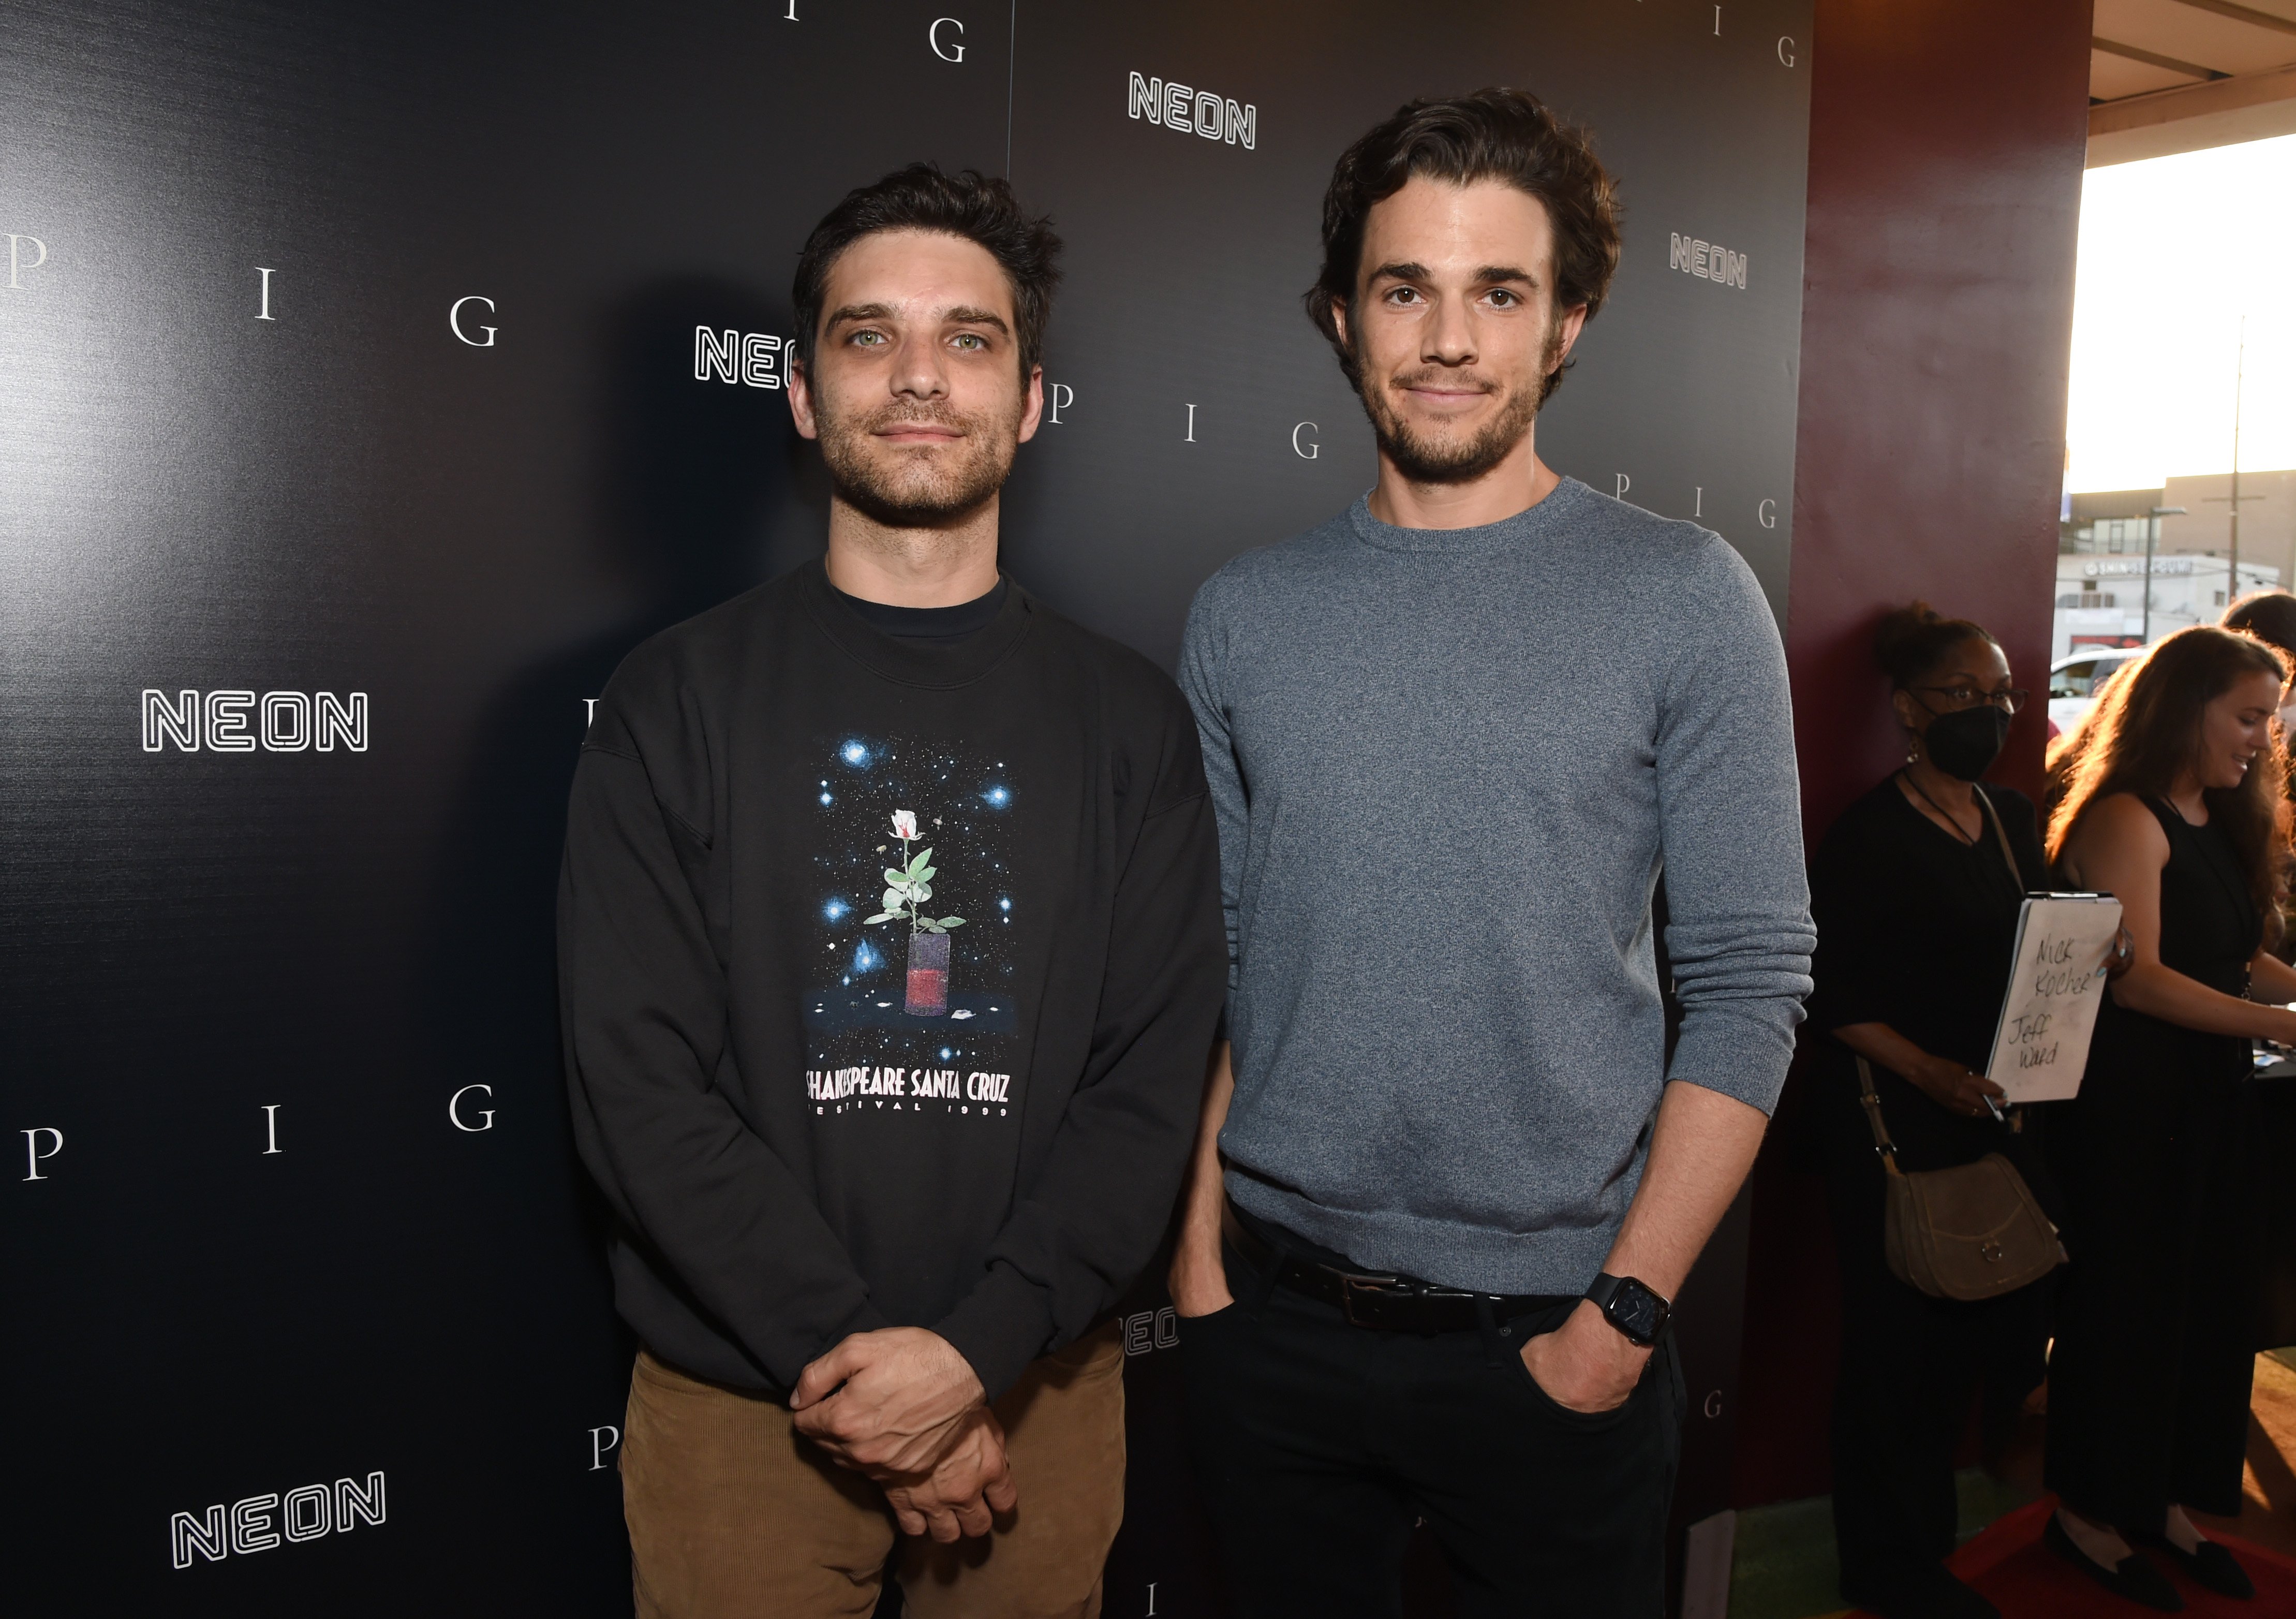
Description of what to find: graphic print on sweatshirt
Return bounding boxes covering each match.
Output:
[803,733,1022,1127]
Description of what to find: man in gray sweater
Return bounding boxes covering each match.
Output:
[1171,90,1814,1618]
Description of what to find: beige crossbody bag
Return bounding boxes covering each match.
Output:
[1854,791,2065,1301]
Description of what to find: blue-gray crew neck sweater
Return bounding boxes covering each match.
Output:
[1179,479,1815,1293]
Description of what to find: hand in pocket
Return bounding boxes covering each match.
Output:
[1168,1232,1236,1319]
[1519,1301,1646,1414]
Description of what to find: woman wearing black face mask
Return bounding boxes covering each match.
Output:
[1804,603,2054,1619]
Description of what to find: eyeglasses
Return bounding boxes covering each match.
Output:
[1910,684,2029,716]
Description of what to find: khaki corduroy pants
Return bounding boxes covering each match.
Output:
[621,1323,1124,1619]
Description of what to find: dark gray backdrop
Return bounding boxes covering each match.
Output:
[0,2,1810,1611]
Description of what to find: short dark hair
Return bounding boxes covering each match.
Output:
[1308,89,1621,403]
[2224,590,2296,663]
[792,163,1062,381]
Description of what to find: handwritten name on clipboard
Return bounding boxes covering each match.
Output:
[1986,893,2123,1103]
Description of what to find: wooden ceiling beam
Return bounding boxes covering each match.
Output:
[2093,34,2229,78]
[2160,0,2296,42]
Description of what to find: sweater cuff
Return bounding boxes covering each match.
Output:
[931,1264,1057,1404]
[1667,1007,1801,1115]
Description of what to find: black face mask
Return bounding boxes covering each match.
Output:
[1922,704,2011,782]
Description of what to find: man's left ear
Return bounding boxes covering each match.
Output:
[787,356,820,441]
[1016,365,1045,445]
[1552,303,1590,370]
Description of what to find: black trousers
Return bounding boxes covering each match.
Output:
[1824,1156,2050,1597]
[1182,1232,1684,1618]
[2046,1066,2255,1528]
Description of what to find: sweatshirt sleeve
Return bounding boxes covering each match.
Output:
[1653,540,1816,1113]
[929,697,1228,1399]
[559,718,888,1390]
[1178,577,1246,1005]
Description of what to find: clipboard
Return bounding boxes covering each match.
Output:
[1984,892,2123,1102]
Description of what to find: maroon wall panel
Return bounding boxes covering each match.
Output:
[1733,0,2093,1507]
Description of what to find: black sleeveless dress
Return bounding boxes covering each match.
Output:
[2045,797,2260,1528]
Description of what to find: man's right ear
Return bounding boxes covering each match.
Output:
[787,356,820,441]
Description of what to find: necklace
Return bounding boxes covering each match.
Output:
[1900,769,1978,846]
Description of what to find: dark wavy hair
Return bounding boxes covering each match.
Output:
[1307,88,1621,403]
[792,164,1062,380]
[2047,625,2289,919]
[2224,590,2296,664]
[1873,600,1999,688]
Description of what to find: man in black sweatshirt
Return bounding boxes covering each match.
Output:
[558,165,1226,1619]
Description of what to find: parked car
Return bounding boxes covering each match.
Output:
[2048,645,2144,737]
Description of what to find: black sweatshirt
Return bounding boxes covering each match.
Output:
[558,560,1226,1400]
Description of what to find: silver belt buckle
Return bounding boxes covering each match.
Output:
[1338,1273,1402,1327]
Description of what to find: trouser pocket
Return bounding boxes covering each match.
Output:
[1503,1312,1651,1433]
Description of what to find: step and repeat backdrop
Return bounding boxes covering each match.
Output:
[1,2,1811,1611]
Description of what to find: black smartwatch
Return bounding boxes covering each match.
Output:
[1583,1273,1670,1348]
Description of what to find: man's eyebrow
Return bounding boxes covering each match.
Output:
[942,305,1011,334]
[824,302,1012,335]
[1362,261,1543,288]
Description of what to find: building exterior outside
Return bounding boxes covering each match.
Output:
[2056,471,2291,658]
[2052,552,2279,659]
[2158,468,2296,586]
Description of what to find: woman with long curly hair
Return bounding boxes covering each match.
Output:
[2045,624,2293,1608]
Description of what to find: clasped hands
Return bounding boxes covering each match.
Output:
[790,1327,1015,1542]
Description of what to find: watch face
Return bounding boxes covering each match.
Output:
[1611,1281,1664,1342]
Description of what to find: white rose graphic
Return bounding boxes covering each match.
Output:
[863,805,966,940]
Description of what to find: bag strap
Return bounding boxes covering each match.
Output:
[1973,793,2042,1118]
[1854,1056,1902,1168]
[1976,789,2022,888]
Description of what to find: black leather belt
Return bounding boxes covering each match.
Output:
[1221,1202,1572,1333]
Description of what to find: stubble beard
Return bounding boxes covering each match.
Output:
[1355,320,1561,487]
[816,394,1019,527]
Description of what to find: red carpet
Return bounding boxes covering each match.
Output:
[1928,1496,2296,1615]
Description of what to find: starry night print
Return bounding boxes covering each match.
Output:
[802,732,1024,1125]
